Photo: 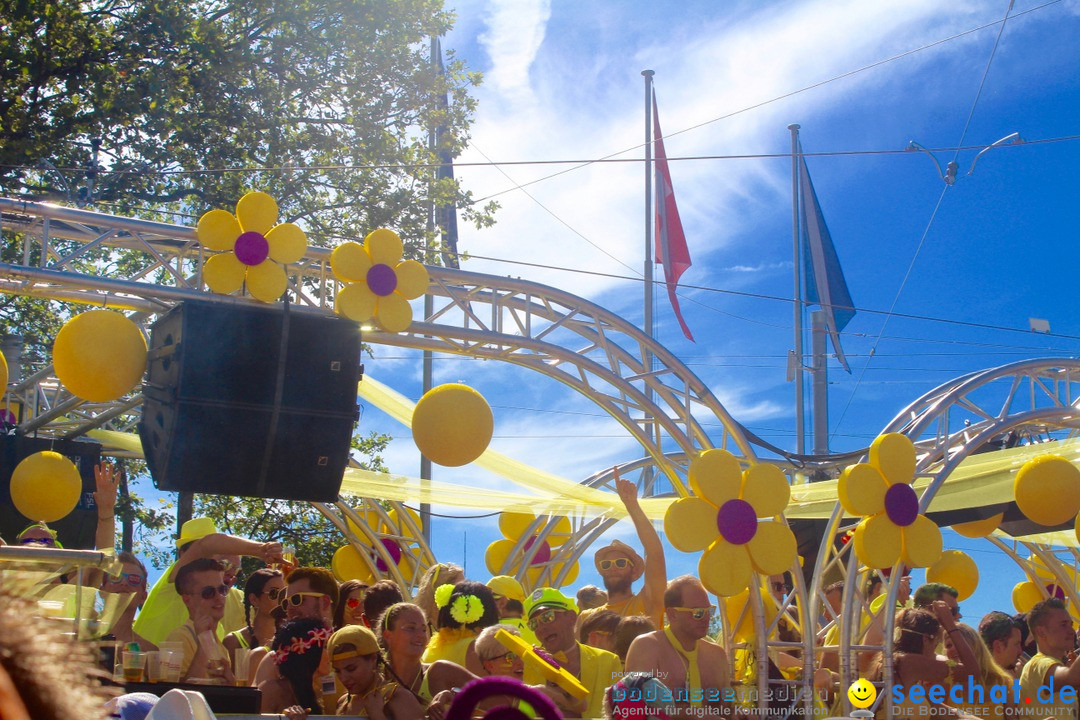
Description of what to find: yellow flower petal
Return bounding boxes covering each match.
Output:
[485,538,518,575]
[545,516,573,547]
[394,259,429,300]
[331,242,372,283]
[664,497,720,553]
[741,464,790,518]
[235,191,278,234]
[838,463,888,517]
[747,521,797,575]
[689,448,742,508]
[951,513,1003,539]
[699,538,753,598]
[335,282,376,322]
[203,252,246,295]
[265,222,307,265]
[900,514,943,568]
[196,209,241,251]
[853,514,902,569]
[365,228,404,266]
[498,511,537,540]
[374,292,412,333]
[870,432,916,486]
[245,261,288,303]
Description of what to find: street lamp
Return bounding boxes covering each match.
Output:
[904,132,1023,184]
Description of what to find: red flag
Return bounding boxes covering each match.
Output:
[653,96,694,342]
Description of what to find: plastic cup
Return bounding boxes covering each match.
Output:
[159,642,183,682]
[233,648,251,686]
[121,651,145,683]
[144,651,161,682]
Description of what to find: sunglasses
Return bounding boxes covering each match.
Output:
[952,606,962,620]
[771,582,789,593]
[527,609,563,632]
[19,536,56,547]
[484,650,519,665]
[264,587,284,601]
[599,558,633,570]
[192,584,228,600]
[282,591,326,608]
[670,605,716,620]
[106,571,144,587]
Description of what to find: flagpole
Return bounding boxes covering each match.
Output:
[642,70,657,490]
[789,123,805,456]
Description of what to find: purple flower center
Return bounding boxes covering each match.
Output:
[884,483,919,527]
[523,536,551,564]
[373,538,402,572]
[716,499,757,545]
[234,231,269,266]
[367,263,397,296]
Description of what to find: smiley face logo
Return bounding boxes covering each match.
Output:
[847,678,877,709]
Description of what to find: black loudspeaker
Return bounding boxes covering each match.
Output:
[0,434,102,548]
[138,300,360,502]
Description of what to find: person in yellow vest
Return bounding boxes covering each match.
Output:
[1020,598,1080,720]
[522,587,622,719]
[625,575,731,717]
[580,471,667,630]
[133,517,283,647]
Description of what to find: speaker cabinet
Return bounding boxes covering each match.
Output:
[139,301,360,502]
[0,434,102,548]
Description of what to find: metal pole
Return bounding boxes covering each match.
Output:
[789,124,805,455]
[642,69,656,491]
[811,311,829,455]
[420,37,438,545]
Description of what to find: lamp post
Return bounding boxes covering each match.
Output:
[904,132,1023,183]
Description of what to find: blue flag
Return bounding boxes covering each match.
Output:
[799,149,855,372]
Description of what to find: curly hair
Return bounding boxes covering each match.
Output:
[272,618,329,714]
[0,585,115,719]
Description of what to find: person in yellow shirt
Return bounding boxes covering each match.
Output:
[1019,598,1080,720]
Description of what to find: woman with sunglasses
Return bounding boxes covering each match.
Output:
[225,568,285,680]
[333,580,369,630]
[377,602,476,708]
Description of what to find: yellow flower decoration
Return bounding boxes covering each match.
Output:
[450,594,485,625]
[664,449,796,597]
[331,229,429,333]
[837,433,942,569]
[484,512,579,589]
[434,583,455,609]
[196,191,307,303]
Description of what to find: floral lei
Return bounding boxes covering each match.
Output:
[275,626,331,665]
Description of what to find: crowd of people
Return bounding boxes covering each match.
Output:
[2,463,1080,720]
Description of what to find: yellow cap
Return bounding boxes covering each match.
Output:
[486,575,526,603]
[327,625,380,660]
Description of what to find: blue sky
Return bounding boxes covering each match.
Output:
[140,1,1080,625]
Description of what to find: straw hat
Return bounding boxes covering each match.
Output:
[593,539,645,582]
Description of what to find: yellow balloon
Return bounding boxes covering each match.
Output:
[365,228,403,266]
[245,260,288,303]
[265,222,307,265]
[10,451,81,522]
[394,260,429,300]
[331,545,377,584]
[1012,581,1044,613]
[412,383,493,467]
[331,242,372,283]
[196,209,240,251]
[952,513,1003,538]
[869,433,916,485]
[236,191,278,234]
[926,550,979,601]
[53,311,147,402]
[375,293,413,333]
[1015,455,1080,527]
[335,282,376,322]
[485,538,516,576]
[203,252,246,295]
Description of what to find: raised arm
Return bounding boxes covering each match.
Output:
[615,469,666,624]
[168,534,283,581]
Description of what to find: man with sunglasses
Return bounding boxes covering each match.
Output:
[522,587,622,719]
[582,472,667,629]
[625,575,731,718]
[164,557,234,683]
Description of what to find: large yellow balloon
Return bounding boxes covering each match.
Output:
[53,311,147,402]
[412,383,493,467]
[1015,455,1080,526]
[10,451,81,522]
[926,550,979,601]
[331,545,376,584]
[952,513,1003,538]
[1012,581,1044,613]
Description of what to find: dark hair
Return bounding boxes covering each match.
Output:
[578,609,620,644]
[1028,598,1067,637]
[333,580,370,630]
[505,598,524,615]
[863,572,883,596]
[243,568,283,639]
[613,615,656,662]
[979,611,1020,649]
[913,582,958,608]
[436,581,498,631]
[175,558,225,595]
[364,580,405,625]
[1014,612,1035,655]
[272,618,328,714]
[287,567,340,610]
[894,608,940,654]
